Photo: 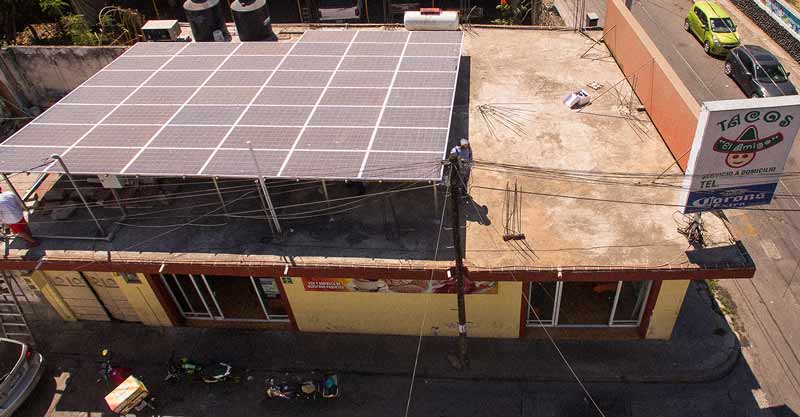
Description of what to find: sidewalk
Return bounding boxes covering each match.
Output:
[29,281,739,384]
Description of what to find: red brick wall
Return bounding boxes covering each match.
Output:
[604,0,701,171]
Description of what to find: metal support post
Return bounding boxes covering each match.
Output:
[432,182,439,218]
[321,180,331,207]
[1,173,29,216]
[212,177,229,223]
[109,188,127,217]
[448,154,469,369]
[51,155,105,236]
[247,143,282,235]
[253,180,275,235]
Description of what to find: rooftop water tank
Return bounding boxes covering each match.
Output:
[404,10,459,31]
[183,0,230,42]
[231,0,277,41]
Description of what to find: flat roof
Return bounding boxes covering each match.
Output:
[0,30,463,181]
[0,28,752,278]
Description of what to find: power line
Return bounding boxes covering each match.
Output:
[404,181,450,417]
[63,189,258,272]
[27,182,434,226]
[471,184,800,212]
[453,168,608,417]
[472,163,800,198]
[22,159,443,213]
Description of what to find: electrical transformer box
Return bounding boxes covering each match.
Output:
[142,19,181,41]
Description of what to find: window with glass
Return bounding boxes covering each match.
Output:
[527,282,557,326]
[160,274,289,322]
[525,280,651,328]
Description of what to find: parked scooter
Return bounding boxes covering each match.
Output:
[265,373,340,400]
[97,349,132,387]
[165,353,240,384]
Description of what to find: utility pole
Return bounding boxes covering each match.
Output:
[448,154,469,369]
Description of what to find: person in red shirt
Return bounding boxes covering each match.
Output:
[0,187,38,247]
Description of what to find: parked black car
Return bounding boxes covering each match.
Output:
[724,45,797,98]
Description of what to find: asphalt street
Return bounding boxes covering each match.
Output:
[631,0,800,412]
[12,358,792,417]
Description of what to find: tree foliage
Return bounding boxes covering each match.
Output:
[492,0,532,25]
[39,0,69,17]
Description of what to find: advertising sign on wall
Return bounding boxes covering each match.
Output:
[681,97,800,213]
[757,0,800,42]
[302,278,498,294]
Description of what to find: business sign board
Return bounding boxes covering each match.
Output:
[682,97,800,213]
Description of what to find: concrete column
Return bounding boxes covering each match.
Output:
[645,279,690,340]
[110,272,174,327]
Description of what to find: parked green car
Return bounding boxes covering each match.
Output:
[684,1,740,55]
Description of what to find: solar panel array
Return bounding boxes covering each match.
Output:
[0,30,463,181]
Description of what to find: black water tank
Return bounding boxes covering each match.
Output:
[183,0,231,42]
[231,0,277,41]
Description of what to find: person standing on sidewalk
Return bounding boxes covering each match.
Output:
[0,187,38,247]
[450,139,473,191]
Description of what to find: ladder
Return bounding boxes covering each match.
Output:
[0,271,34,346]
[301,7,313,23]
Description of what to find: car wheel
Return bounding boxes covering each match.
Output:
[724,62,732,76]
[751,93,760,98]
[684,19,690,31]
[703,41,711,55]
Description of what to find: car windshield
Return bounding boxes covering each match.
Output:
[0,341,22,383]
[756,63,789,83]
[710,17,735,32]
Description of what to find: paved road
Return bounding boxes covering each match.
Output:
[10,357,791,417]
[630,0,800,413]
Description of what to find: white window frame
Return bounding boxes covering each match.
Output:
[161,273,289,322]
[525,280,652,328]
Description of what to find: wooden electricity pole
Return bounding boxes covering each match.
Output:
[448,154,469,369]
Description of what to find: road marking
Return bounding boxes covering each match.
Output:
[760,238,783,260]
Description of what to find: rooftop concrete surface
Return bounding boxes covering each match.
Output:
[0,28,751,276]
[460,29,747,271]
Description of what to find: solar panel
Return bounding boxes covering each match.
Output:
[0,30,463,181]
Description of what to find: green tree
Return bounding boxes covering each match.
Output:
[62,14,105,45]
[492,0,531,25]
[39,0,68,17]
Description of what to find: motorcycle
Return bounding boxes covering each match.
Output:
[97,349,132,387]
[97,349,157,415]
[265,373,340,400]
[165,354,239,384]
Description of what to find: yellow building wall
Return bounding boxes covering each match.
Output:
[109,272,173,327]
[283,279,522,338]
[27,271,77,322]
[645,280,690,340]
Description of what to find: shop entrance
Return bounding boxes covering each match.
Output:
[160,274,289,322]
[526,281,651,327]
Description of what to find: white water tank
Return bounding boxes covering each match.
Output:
[404,10,459,31]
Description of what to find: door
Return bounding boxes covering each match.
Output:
[83,272,141,322]
[693,8,708,39]
[43,271,110,321]
[738,52,756,95]
[690,7,701,38]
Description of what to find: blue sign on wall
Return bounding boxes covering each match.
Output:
[684,182,778,213]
